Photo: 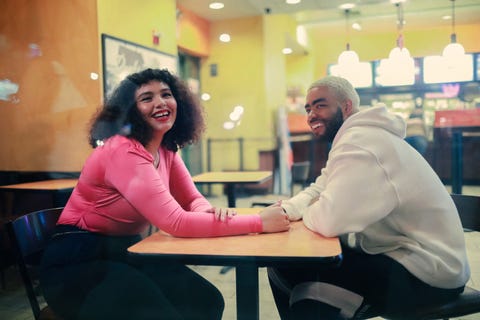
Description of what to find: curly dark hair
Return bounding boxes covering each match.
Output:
[89,68,205,152]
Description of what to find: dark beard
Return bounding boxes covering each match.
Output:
[322,107,344,142]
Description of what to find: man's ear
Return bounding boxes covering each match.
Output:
[342,99,353,118]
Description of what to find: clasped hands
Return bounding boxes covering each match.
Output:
[206,202,290,233]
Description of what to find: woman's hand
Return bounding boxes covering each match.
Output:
[259,206,290,233]
[206,207,237,222]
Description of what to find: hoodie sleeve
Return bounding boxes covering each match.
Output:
[281,172,326,221]
[301,143,399,237]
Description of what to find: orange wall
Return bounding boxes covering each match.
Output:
[176,5,210,57]
[0,0,100,171]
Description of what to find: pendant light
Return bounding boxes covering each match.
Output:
[442,0,465,59]
[331,7,371,88]
[387,1,412,64]
[337,9,359,66]
[376,0,415,86]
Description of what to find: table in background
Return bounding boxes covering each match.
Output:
[192,171,272,207]
[433,109,480,193]
[128,208,342,320]
[0,179,78,217]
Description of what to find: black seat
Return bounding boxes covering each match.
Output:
[251,161,310,207]
[0,224,13,290]
[290,161,311,196]
[5,207,64,320]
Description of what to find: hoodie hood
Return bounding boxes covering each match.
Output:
[333,105,406,145]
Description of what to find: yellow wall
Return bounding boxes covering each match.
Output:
[97,0,177,57]
[200,16,267,171]
[200,15,302,172]
[263,15,289,117]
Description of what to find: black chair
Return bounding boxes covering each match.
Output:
[290,161,311,196]
[5,207,64,320]
[451,193,480,232]
[0,226,12,290]
[251,161,310,207]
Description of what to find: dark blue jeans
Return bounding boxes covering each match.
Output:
[268,245,464,320]
[40,225,224,320]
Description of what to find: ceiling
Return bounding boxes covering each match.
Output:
[176,0,480,35]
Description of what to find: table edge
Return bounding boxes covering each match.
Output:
[128,251,343,267]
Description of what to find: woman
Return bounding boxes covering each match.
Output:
[40,68,290,320]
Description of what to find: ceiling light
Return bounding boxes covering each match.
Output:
[376,1,415,86]
[219,33,231,42]
[282,47,293,55]
[442,0,466,60]
[388,2,413,63]
[209,2,224,10]
[223,121,235,130]
[352,22,362,31]
[286,0,301,4]
[329,8,373,88]
[337,9,359,65]
[339,3,355,10]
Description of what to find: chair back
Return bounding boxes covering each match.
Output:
[5,207,63,320]
[291,161,310,196]
[451,193,480,232]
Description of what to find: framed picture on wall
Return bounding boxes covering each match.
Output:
[101,34,178,98]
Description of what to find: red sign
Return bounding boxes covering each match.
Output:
[434,109,480,127]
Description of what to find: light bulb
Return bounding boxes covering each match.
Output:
[388,46,411,61]
[338,49,359,65]
[442,1,465,60]
[443,42,465,59]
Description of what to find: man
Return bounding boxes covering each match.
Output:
[268,76,470,319]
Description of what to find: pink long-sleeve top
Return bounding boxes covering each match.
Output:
[58,135,263,237]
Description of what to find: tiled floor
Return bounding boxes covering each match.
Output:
[1,186,479,320]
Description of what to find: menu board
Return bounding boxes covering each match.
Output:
[476,53,480,81]
[328,53,478,88]
[328,62,373,88]
[423,53,474,84]
[373,57,421,87]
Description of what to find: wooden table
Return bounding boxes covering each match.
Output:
[433,109,480,193]
[0,179,78,216]
[0,179,78,192]
[128,208,342,320]
[192,171,272,207]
